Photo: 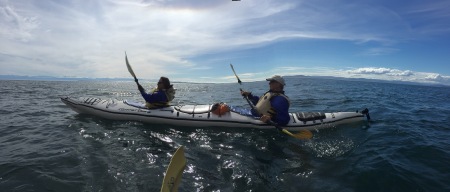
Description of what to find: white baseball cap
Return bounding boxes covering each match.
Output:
[266,75,285,86]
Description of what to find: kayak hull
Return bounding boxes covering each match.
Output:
[61,97,369,131]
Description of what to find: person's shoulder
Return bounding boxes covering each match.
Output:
[272,95,289,103]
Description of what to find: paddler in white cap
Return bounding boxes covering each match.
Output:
[240,75,290,125]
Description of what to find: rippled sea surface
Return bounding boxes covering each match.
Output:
[1,76,449,192]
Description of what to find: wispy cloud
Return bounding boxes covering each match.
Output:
[0,0,449,86]
[0,3,39,42]
[362,47,400,56]
[403,1,450,34]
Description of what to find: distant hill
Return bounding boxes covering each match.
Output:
[283,75,449,87]
[0,75,129,81]
[1,74,448,87]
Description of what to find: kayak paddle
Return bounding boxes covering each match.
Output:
[160,146,186,192]
[230,63,242,85]
[229,64,313,140]
[125,52,138,82]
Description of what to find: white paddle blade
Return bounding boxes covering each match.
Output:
[125,53,137,79]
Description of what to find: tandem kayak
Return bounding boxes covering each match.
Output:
[61,96,370,131]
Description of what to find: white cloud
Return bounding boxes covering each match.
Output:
[0,0,449,86]
[347,67,413,76]
[424,74,450,85]
[345,67,449,85]
[258,66,449,86]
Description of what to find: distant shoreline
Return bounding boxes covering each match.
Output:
[0,75,129,82]
[0,74,448,87]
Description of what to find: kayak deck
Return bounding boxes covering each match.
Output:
[61,96,369,131]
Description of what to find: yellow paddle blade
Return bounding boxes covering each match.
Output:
[161,146,186,192]
[230,64,242,84]
[293,130,313,139]
[282,129,313,140]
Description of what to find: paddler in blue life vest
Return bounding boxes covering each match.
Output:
[240,75,291,125]
[137,76,175,109]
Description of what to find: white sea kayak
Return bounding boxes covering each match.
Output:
[61,96,370,131]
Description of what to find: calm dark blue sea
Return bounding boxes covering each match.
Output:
[1,76,449,192]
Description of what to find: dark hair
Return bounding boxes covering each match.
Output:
[159,76,172,89]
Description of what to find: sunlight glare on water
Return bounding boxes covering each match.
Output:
[0,78,449,191]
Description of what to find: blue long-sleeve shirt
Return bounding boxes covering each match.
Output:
[139,89,168,103]
[248,94,290,126]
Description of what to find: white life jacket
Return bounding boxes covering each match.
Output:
[255,91,290,116]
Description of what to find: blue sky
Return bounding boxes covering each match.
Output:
[1,0,449,85]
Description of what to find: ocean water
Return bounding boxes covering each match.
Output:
[0,76,449,192]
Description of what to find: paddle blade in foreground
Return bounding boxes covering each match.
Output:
[161,146,186,192]
[285,130,313,139]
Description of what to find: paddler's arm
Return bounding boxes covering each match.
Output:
[240,90,259,105]
[139,89,168,103]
